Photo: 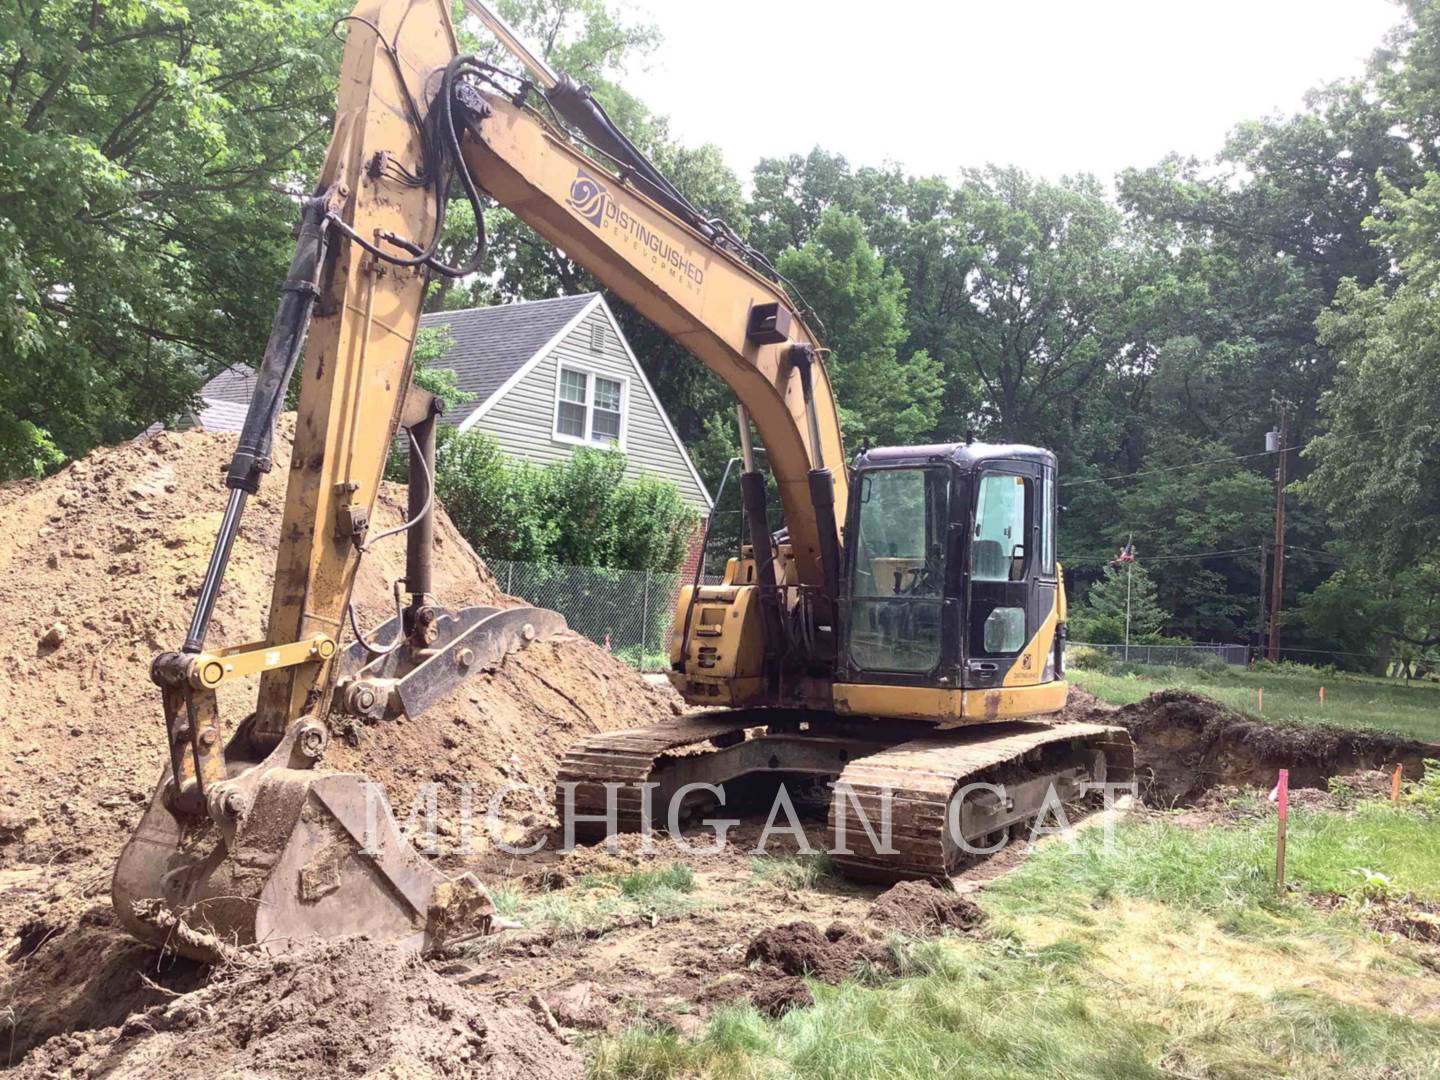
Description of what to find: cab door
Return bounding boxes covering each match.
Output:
[964,464,1042,688]
[841,466,955,683]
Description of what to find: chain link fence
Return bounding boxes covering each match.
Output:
[487,560,1256,675]
[490,559,720,671]
[1069,641,1251,667]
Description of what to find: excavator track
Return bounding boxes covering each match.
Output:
[556,713,1134,881]
[826,721,1135,881]
[556,713,759,838]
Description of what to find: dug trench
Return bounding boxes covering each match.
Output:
[1,424,1435,1074]
[1059,687,1437,806]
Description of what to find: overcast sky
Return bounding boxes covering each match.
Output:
[621,0,1403,183]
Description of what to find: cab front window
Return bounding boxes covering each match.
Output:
[846,467,951,673]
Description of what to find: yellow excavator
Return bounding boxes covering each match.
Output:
[113,0,1133,957]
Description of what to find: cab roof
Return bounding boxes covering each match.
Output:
[851,441,1056,471]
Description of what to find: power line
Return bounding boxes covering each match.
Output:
[1061,412,1440,492]
[1283,543,1345,563]
[1061,450,1284,489]
[1062,545,1260,566]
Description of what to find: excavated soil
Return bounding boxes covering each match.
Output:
[0,421,677,1069]
[13,939,581,1079]
[1060,688,1435,805]
[868,879,986,935]
[744,920,895,983]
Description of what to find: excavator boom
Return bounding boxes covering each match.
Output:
[113,0,1135,958]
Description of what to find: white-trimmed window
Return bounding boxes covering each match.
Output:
[554,364,627,446]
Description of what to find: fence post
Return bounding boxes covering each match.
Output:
[506,562,514,594]
[641,570,650,655]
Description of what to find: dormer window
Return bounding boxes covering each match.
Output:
[554,364,627,447]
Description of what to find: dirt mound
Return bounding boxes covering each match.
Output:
[0,421,678,1065]
[744,920,895,984]
[0,419,675,867]
[1111,690,1435,804]
[14,938,581,1079]
[868,880,985,935]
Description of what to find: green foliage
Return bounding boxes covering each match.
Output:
[409,326,471,412]
[1305,175,1440,577]
[1401,758,1440,813]
[614,863,694,899]
[0,0,345,478]
[1064,644,1116,673]
[434,431,698,572]
[433,431,557,562]
[775,209,941,446]
[1068,562,1171,644]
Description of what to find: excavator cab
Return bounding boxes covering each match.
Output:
[832,443,1065,722]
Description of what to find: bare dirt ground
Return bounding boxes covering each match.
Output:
[0,423,673,1074]
[2,425,1434,1076]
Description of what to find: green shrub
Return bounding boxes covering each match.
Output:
[1066,645,1114,673]
[434,433,699,573]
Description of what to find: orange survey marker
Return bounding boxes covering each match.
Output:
[1319,685,1325,706]
[1272,768,1289,893]
[1392,765,1403,802]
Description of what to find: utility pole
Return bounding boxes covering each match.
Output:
[1266,402,1291,662]
[1256,540,1269,663]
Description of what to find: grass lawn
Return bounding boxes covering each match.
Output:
[1070,661,1440,743]
[589,789,1440,1079]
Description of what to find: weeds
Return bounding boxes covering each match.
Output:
[518,862,697,939]
[487,880,522,918]
[748,853,836,891]
[615,863,695,898]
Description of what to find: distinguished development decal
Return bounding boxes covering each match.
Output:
[565,167,705,291]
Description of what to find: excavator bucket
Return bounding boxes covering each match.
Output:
[113,605,565,962]
[113,717,489,961]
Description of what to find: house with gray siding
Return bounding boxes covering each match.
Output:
[418,293,711,513]
[193,292,711,519]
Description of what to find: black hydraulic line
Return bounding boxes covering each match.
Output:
[790,343,841,657]
[183,192,335,654]
[807,467,842,635]
[741,470,786,671]
[544,75,718,245]
[404,403,440,632]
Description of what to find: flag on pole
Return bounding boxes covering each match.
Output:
[1111,540,1136,565]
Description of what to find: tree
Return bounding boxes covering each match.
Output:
[0,0,345,478]
[410,326,470,413]
[775,210,942,447]
[1304,174,1440,575]
[1069,562,1170,645]
[1297,561,1440,676]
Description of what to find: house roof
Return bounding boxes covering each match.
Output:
[199,362,258,406]
[419,293,598,409]
[189,294,710,510]
[194,294,598,433]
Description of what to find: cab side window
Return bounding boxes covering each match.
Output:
[972,474,1030,582]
